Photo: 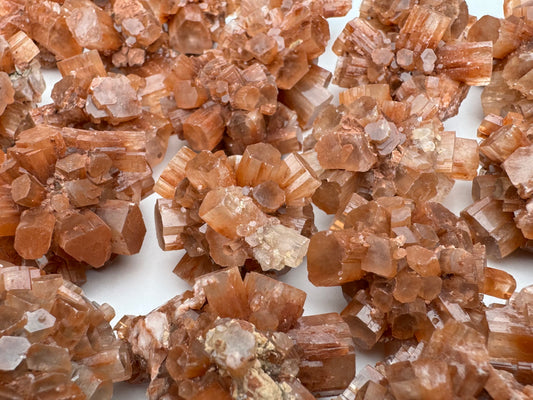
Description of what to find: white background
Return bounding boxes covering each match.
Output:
[38,1,522,398]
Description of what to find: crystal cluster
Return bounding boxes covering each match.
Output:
[462,2,533,257]
[164,0,352,154]
[306,83,479,212]
[165,50,307,154]
[460,112,532,258]
[154,143,319,283]
[339,314,533,400]
[307,196,519,349]
[0,263,131,399]
[332,0,493,121]
[0,124,150,284]
[0,29,45,149]
[116,267,355,398]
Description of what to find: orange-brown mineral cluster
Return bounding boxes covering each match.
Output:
[116,267,355,398]
[306,84,480,213]
[0,29,44,149]
[462,1,533,257]
[0,124,150,284]
[332,0,493,120]
[163,0,352,154]
[305,0,489,218]
[339,284,533,399]
[0,263,131,399]
[154,143,319,283]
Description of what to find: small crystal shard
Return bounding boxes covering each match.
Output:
[288,313,355,396]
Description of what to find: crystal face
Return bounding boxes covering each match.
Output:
[0,125,149,284]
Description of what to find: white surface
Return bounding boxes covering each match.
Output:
[38,1,525,398]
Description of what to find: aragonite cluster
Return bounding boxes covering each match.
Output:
[305,84,480,212]
[460,0,533,257]
[163,0,350,154]
[331,0,494,120]
[0,124,149,285]
[0,29,44,149]
[339,286,533,400]
[0,263,131,399]
[116,267,355,399]
[154,142,319,283]
[0,0,351,159]
[0,0,352,284]
[2,0,533,399]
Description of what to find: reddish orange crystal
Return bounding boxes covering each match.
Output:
[0,125,150,282]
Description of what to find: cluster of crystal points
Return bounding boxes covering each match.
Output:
[155,142,319,282]
[460,0,533,258]
[0,123,149,284]
[332,0,494,120]
[2,0,533,398]
[0,29,45,150]
[1,0,351,157]
[0,0,352,283]
[306,83,480,211]
[0,263,131,399]
[116,266,355,399]
[339,286,533,400]
[308,195,518,340]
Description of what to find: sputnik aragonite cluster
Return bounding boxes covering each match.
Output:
[116,267,355,399]
[154,143,319,283]
[0,122,149,284]
[460,0,533,258]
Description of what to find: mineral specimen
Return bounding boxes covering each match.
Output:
[0,264,131,399]
[307,85,479,212]
[307,196,518,356]
[116,267,355,398]
[0,30,45,148]
[0,125,150,284]
[332,0,493,120]
[464,1,533,257]
[155,143,318,282]
[338,286,533,400]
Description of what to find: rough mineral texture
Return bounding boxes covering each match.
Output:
[155,143,319,282]
[0,263,131,399]
[332,0,493,121]
[0,30,45,149]
[307,84,479,213]
[0,124,150,284]
[162,0,351,154]
[116,267,355,398]
[0,0,349,164]
[467,2,533,257]
[338,285,533,400]
[307,195,517,352]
